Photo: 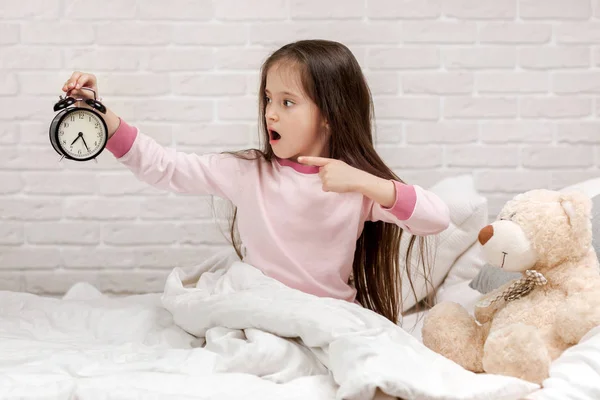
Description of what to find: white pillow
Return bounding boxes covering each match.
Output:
[399,174,488,313]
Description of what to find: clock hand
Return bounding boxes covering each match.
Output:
[71,132,84,146]
[80,135,90,152]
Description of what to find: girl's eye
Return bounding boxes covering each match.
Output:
[265,96,271,103]
[283,100,294,107]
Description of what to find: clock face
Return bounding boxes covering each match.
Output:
[57,109,107,161]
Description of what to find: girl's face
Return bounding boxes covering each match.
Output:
[264,62,329,162]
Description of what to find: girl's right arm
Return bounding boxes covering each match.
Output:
[62,72,247,203]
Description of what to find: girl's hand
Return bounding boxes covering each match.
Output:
[297,156,396,208]
[297,156,369,193]
[62,71,98,101]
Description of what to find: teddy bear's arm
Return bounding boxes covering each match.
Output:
[555,290,600,345]
[474,279,519,324]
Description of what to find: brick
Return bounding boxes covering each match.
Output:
[373,97,439,120]
[137,0,213,20]
[368,48,439,70]
[128,99,213,122]
[519,47,590,69]
[64,198,140,220]
[0,72,17,95]
[443,0,516,19]
[520,98,591,119]
[446,145,520,167]
[522,146,594,168]
[405,122,478,144]
[23,172,96,195]
[480,122,555,143]
[18,72,72,96]
[140,197,214,220]
[64,0,136,19]
[444,98,517,119]
[180,222,230,244]
[172,74,247,96]
[365,72,400,95]
[556,23,600,44]
[21,22,94,44]
[403,22,477,43]
[102,223,182,245]
[96,23,172,45]
[135,246,226,269]
[444,48,516,69]
[291,0,364,19]
[477,72,548,94]
[0,222,24,245]
[476,170,551,192]
[479,23,551,44]
[553,72,600,94]
[141,48,215,71]
[215,0,288,20]
[0,48,61,70]
[0,0,60,18]
[0,173,23,194]
[250,22,402,46]
[557,123,600,143]
[64,48,141,71]
[368,0,441,19]
[373,123,403,144]
[217,98,258,121]
[173,24,248,46]
[402,72,473,94]
[0,248,61,269]
[61,247,136,269]
[0,272,22,291]
[26,222,100,245]
[215,48,269,70]
[520,0,591,19]
[133,123,173,146]
[96,173,166,196]
[397,170,470,189]
[376,146,444,168]
[0,97,56,122]
[174,124,251,146]
[0,146,66,171]
[94,73,170,96]
[0,24,19,45]
[0,122,18,144]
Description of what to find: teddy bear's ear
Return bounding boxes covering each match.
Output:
[559,191,592,225]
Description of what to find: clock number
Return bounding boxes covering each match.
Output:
[64,122,69,128]
[79,113,84,119]
[94,141,98,146]
[70,115,75,122]
[59,130,64,136]
[78,150,82,155]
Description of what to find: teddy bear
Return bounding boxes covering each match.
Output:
[421,188,600,384]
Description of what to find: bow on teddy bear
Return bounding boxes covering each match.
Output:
[422,189,600,385]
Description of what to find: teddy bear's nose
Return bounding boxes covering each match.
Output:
[478,225,494,245]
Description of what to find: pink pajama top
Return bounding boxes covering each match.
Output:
[106,119,450,303]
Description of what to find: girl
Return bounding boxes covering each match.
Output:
[61,40,449,323]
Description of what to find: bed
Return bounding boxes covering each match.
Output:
[1,175,599,400]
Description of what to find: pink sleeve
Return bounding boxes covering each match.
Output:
[105,119,247,203]
[367,181,450,235]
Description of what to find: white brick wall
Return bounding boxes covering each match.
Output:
[1,0,600,295]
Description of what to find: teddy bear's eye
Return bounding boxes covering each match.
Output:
[499,212,516,221]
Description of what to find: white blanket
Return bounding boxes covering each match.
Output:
[3,249,587,400]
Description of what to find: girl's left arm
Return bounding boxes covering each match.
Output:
[296,156,450,236]
[362,178,450,236]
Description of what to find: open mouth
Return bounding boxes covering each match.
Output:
[269,130,281,141]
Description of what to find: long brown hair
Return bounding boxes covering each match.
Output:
[223,40,433,323]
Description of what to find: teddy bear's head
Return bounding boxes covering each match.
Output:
[478,189,593,272]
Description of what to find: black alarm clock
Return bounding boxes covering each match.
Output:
[49,87,108,162]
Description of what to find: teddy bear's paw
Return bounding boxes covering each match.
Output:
[422,302,485,372]
[556,292,600,345]
[483,323,550,385]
